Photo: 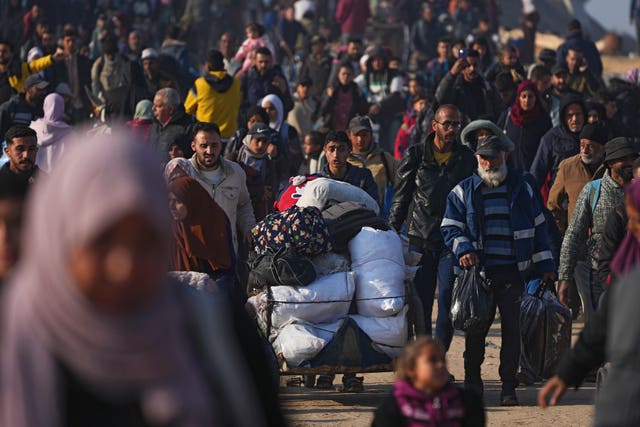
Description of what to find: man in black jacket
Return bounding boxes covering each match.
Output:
[435,50,504,122]
[241,47,293,115]
[389,104,476,350]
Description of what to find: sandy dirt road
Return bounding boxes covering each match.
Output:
[281,320,594,426]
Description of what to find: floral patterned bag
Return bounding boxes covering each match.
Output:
[251,206,332,256]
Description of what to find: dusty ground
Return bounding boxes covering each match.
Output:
[280,319,594,426]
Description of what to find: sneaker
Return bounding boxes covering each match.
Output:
[342,376,364,392]
[500,390,519,406]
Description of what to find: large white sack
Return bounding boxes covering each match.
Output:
[350,306,408,357]
[270,271,355,329]
[296,177,380,215]
[311,252,351,276]
[349,227,404,267]
[353,259,405,317]
[272,319,344,367]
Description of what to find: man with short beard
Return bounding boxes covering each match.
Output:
[0,125,40,184]
[390,104,476,352]
[189,122,255,253]
[541,64,579,128]
[441,135,556,406]
[558,138,639,322]
[548,123,608,234]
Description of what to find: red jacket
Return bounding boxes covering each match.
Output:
[335,0,371,35]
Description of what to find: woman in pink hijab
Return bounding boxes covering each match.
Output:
[30,93,72,173]
[0,132,277,427]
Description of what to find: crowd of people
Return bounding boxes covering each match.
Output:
[1,0,640,425]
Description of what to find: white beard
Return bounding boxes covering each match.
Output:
[581,152,603,165]
[478,161,508,188]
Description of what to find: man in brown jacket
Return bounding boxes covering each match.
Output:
[547,123,607,235]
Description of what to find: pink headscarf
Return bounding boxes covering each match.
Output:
[611,179,640,280]
[0,133,216,426]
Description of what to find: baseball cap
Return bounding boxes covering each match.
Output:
[24,74,49,90]
[249,122,271,140]
[141,48,158,60]
[348,115,372,134]
[475,135,511,157]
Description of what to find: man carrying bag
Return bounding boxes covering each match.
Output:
[441,136,556,406]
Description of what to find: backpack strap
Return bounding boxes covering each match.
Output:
[588,179,602,215]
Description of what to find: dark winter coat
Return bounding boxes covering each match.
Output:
[498,108,552,172]
[149,108,195,163]
[389,134,476,250]
[435,72,504,122]
[529,95,585,189]
[556,31,603,79]
[241,66,294,114]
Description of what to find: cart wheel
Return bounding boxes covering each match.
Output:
[409,292,427,337]
[304,374,316,388]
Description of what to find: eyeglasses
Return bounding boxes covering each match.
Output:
[434,120,461,130]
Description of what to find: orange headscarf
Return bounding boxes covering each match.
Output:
[169,177,233,272]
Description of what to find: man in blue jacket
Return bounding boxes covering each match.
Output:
[441,135,556,406]
[555,19,603,80]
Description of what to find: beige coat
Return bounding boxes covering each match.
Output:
[547,153,604,235]
[190,155,256,250]
[348,145,397,205]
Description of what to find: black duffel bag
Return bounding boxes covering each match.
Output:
[321,201,389,252]
[248,247,317,290]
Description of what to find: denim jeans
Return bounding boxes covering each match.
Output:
[413,248,456,350]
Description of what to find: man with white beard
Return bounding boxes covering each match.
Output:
[441,135,556,406]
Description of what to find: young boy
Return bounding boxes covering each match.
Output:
[299,130,325,175]
[231,122,278,221]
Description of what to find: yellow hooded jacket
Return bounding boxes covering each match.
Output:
[184,70,241,139]
[7,55,54,93]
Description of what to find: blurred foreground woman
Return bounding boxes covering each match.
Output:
[0,133,278,427]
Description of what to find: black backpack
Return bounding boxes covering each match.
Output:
[321,201,390,252]
[247,247,317,291]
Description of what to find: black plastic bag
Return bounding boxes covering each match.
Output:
[519,279,572,380]
[450,266,494,334]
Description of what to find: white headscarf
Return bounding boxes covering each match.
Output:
[260,94,284,131]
